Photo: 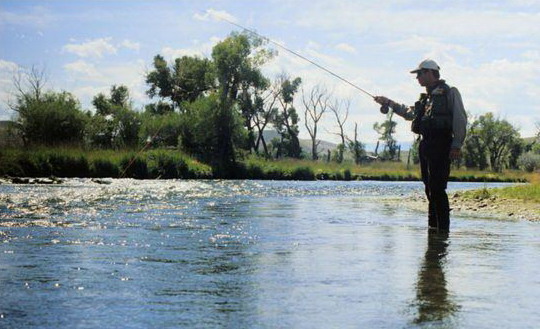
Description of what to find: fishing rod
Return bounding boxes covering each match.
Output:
[217,16,376,100]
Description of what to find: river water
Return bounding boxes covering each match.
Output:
[0,180,538,328]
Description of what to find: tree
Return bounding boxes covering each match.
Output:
[347,122,366,165]
[211,33,259,173]
[88,85,140,148]
[15,91,86,146]
[273,76,302,158]
[302,84,329,160]
[373,112,398,161]
[146,54,215,111]
[464,113,521,172]
[329,98,350,163]
[10,66,86,146]
[251,78,281,157]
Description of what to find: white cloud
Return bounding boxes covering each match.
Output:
[160,37,221,60]
[0,60,19,72]
[385,35,471,57]
[335,43,357,54]
[61,59,148,111]
[0,6,55,28]
[0,60,20,120]
[193,8,237,23]
[64,60,102,80]
[293,3,540,40]
[63,38,117,58]
[120,39,141,51]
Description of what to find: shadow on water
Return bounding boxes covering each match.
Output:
[412,232,460,326]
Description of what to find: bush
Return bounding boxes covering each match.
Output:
[48,153,90,177]
[91,159,120,177]
[14,91,87,146]
[343,169,352,181]
[291,166,314,180]
[518,152,540,172]
[120,155,148,179]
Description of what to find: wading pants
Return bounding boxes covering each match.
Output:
[419,136,452,232]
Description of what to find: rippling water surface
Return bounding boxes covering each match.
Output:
[1,180,538,328]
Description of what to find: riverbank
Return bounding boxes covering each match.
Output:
[405,181,540,222]
[0,147,532,182]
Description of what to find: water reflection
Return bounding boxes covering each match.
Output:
[413,232,459,324]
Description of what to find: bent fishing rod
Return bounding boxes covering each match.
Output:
[217,17,376,100]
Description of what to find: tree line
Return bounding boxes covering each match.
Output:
[6,32,540,174]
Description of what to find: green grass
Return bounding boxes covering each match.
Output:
[0,147,533,182]
[459,173,540,203]
[461,181,540,203]
[0,147,212,179]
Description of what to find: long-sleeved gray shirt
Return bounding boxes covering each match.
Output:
[389,85,467,149]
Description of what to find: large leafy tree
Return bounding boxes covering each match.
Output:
[10,66,86,146]
[464,112,521,172]
[272,76,302,158]
[146,55,215,112]
[88,85,140,148]
[15,91,86,146]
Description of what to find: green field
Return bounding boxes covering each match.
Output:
[0,147,533,183]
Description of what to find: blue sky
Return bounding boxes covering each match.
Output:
[1,0,539,144]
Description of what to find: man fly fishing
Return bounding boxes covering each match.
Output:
[218,17,468,232]
[374,59,467,233]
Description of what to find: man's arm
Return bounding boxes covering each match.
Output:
[374,96,414,121]
[449,87,467,149]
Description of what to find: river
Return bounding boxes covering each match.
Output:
[1,180,538,328]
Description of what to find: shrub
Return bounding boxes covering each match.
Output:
[91,159,120,177]
[48,153,90,177]
[291,166,314,180]
[518,152,540,173]
[120,155,148,179]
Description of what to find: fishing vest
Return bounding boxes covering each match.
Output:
[411,81,453,138]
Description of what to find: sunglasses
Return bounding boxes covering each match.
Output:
[416,70,428,78]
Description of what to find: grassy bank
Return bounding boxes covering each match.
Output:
[0,147,533,182]
[460,174,540,203]
[448,174,540,220]
[0,147,212,179]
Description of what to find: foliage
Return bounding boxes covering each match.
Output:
[146,55,215,110]
[139,111,182,147]
[517,152,540,172]
[179,94,247,167]
[463,113,521,172]
[88,85,141,148]
[272,77,303,158]
[12,87,87,146]
[373,112,399,161]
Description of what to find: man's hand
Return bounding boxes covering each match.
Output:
[449,148,461,160]
[374,96,391,106]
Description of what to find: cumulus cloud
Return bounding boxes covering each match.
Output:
[193,8,237,23]
[160,37,221,60]
[61,59,148,111]
[120,39,141,51]
[0,59,19,72]
[64,60,102,80]
[0,6,55,29]
[0,60,20,120]
[63,38,117,58]
[335,43,357,54]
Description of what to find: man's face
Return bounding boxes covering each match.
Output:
[415,69,430,87]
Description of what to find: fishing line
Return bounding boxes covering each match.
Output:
[217,16,376,99]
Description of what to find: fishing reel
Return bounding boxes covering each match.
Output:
[380,104,390,114]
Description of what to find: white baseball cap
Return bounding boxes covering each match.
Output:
[410,59,440,73]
